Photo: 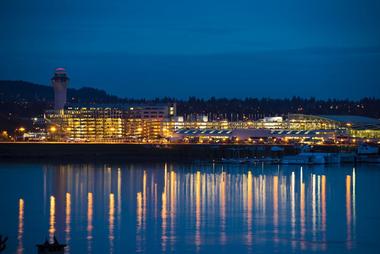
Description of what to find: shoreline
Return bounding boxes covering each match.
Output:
[0,142,356,160]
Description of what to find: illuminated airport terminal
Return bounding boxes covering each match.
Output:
[45,104,176,142]
[41,68,380,143]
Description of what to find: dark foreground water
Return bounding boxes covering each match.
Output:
[0,161,380,254]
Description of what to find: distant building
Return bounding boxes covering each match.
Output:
[171,114,380,143]
[52,68,69,110]
[316,115,380,139]
[43,69,380,142]
[172,128,338,143]
[45,103,176,142]
[163,115,229,131]
[287,114,340,130]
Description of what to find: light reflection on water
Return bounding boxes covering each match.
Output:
[0,162,379,253]
[49,196,55,242]
[16,198,24,254]
[86,192,92,253]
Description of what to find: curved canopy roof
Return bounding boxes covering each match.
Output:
[318,115,380,130]
[288,114,380,130]
[175,129,232,136]
[318,115,380,125]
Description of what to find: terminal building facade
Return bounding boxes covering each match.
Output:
[170,114,380,143]
[45,109,380,143]
[45,104,176,142]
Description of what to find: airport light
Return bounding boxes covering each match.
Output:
[50,126,57,133]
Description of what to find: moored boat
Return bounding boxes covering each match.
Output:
[281,151,342,165]
[357,144,380,163]
[281,153,326,165]
[36,237,66,254]
[220,158,248,164]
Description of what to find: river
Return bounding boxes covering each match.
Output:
[0,161,379,253]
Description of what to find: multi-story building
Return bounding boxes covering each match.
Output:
[45,106,125,142]
[45,103,176,142]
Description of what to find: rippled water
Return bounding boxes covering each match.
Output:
[0,161,380,253]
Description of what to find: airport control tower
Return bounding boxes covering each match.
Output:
[51,68,69,110]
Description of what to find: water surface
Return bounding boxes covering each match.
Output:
[0,161,379,253]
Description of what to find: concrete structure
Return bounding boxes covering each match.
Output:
[52,68,69,110]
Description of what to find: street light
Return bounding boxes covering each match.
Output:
[50,126,57,133]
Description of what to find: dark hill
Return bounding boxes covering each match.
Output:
[0,80,379,130]
[0,80,122,104]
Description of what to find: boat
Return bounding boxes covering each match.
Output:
[36,236,66,254]
[357,144,380,163]
[246,157,280,164]
[281,153,325,165]
[281,151,342,165]
[220,158,248,164]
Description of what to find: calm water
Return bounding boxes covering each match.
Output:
[0,161,380,254]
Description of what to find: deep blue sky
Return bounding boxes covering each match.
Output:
[0,0,379,99]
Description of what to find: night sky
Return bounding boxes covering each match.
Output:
[0,0,379,99]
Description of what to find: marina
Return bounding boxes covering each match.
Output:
[220,144,380,166]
